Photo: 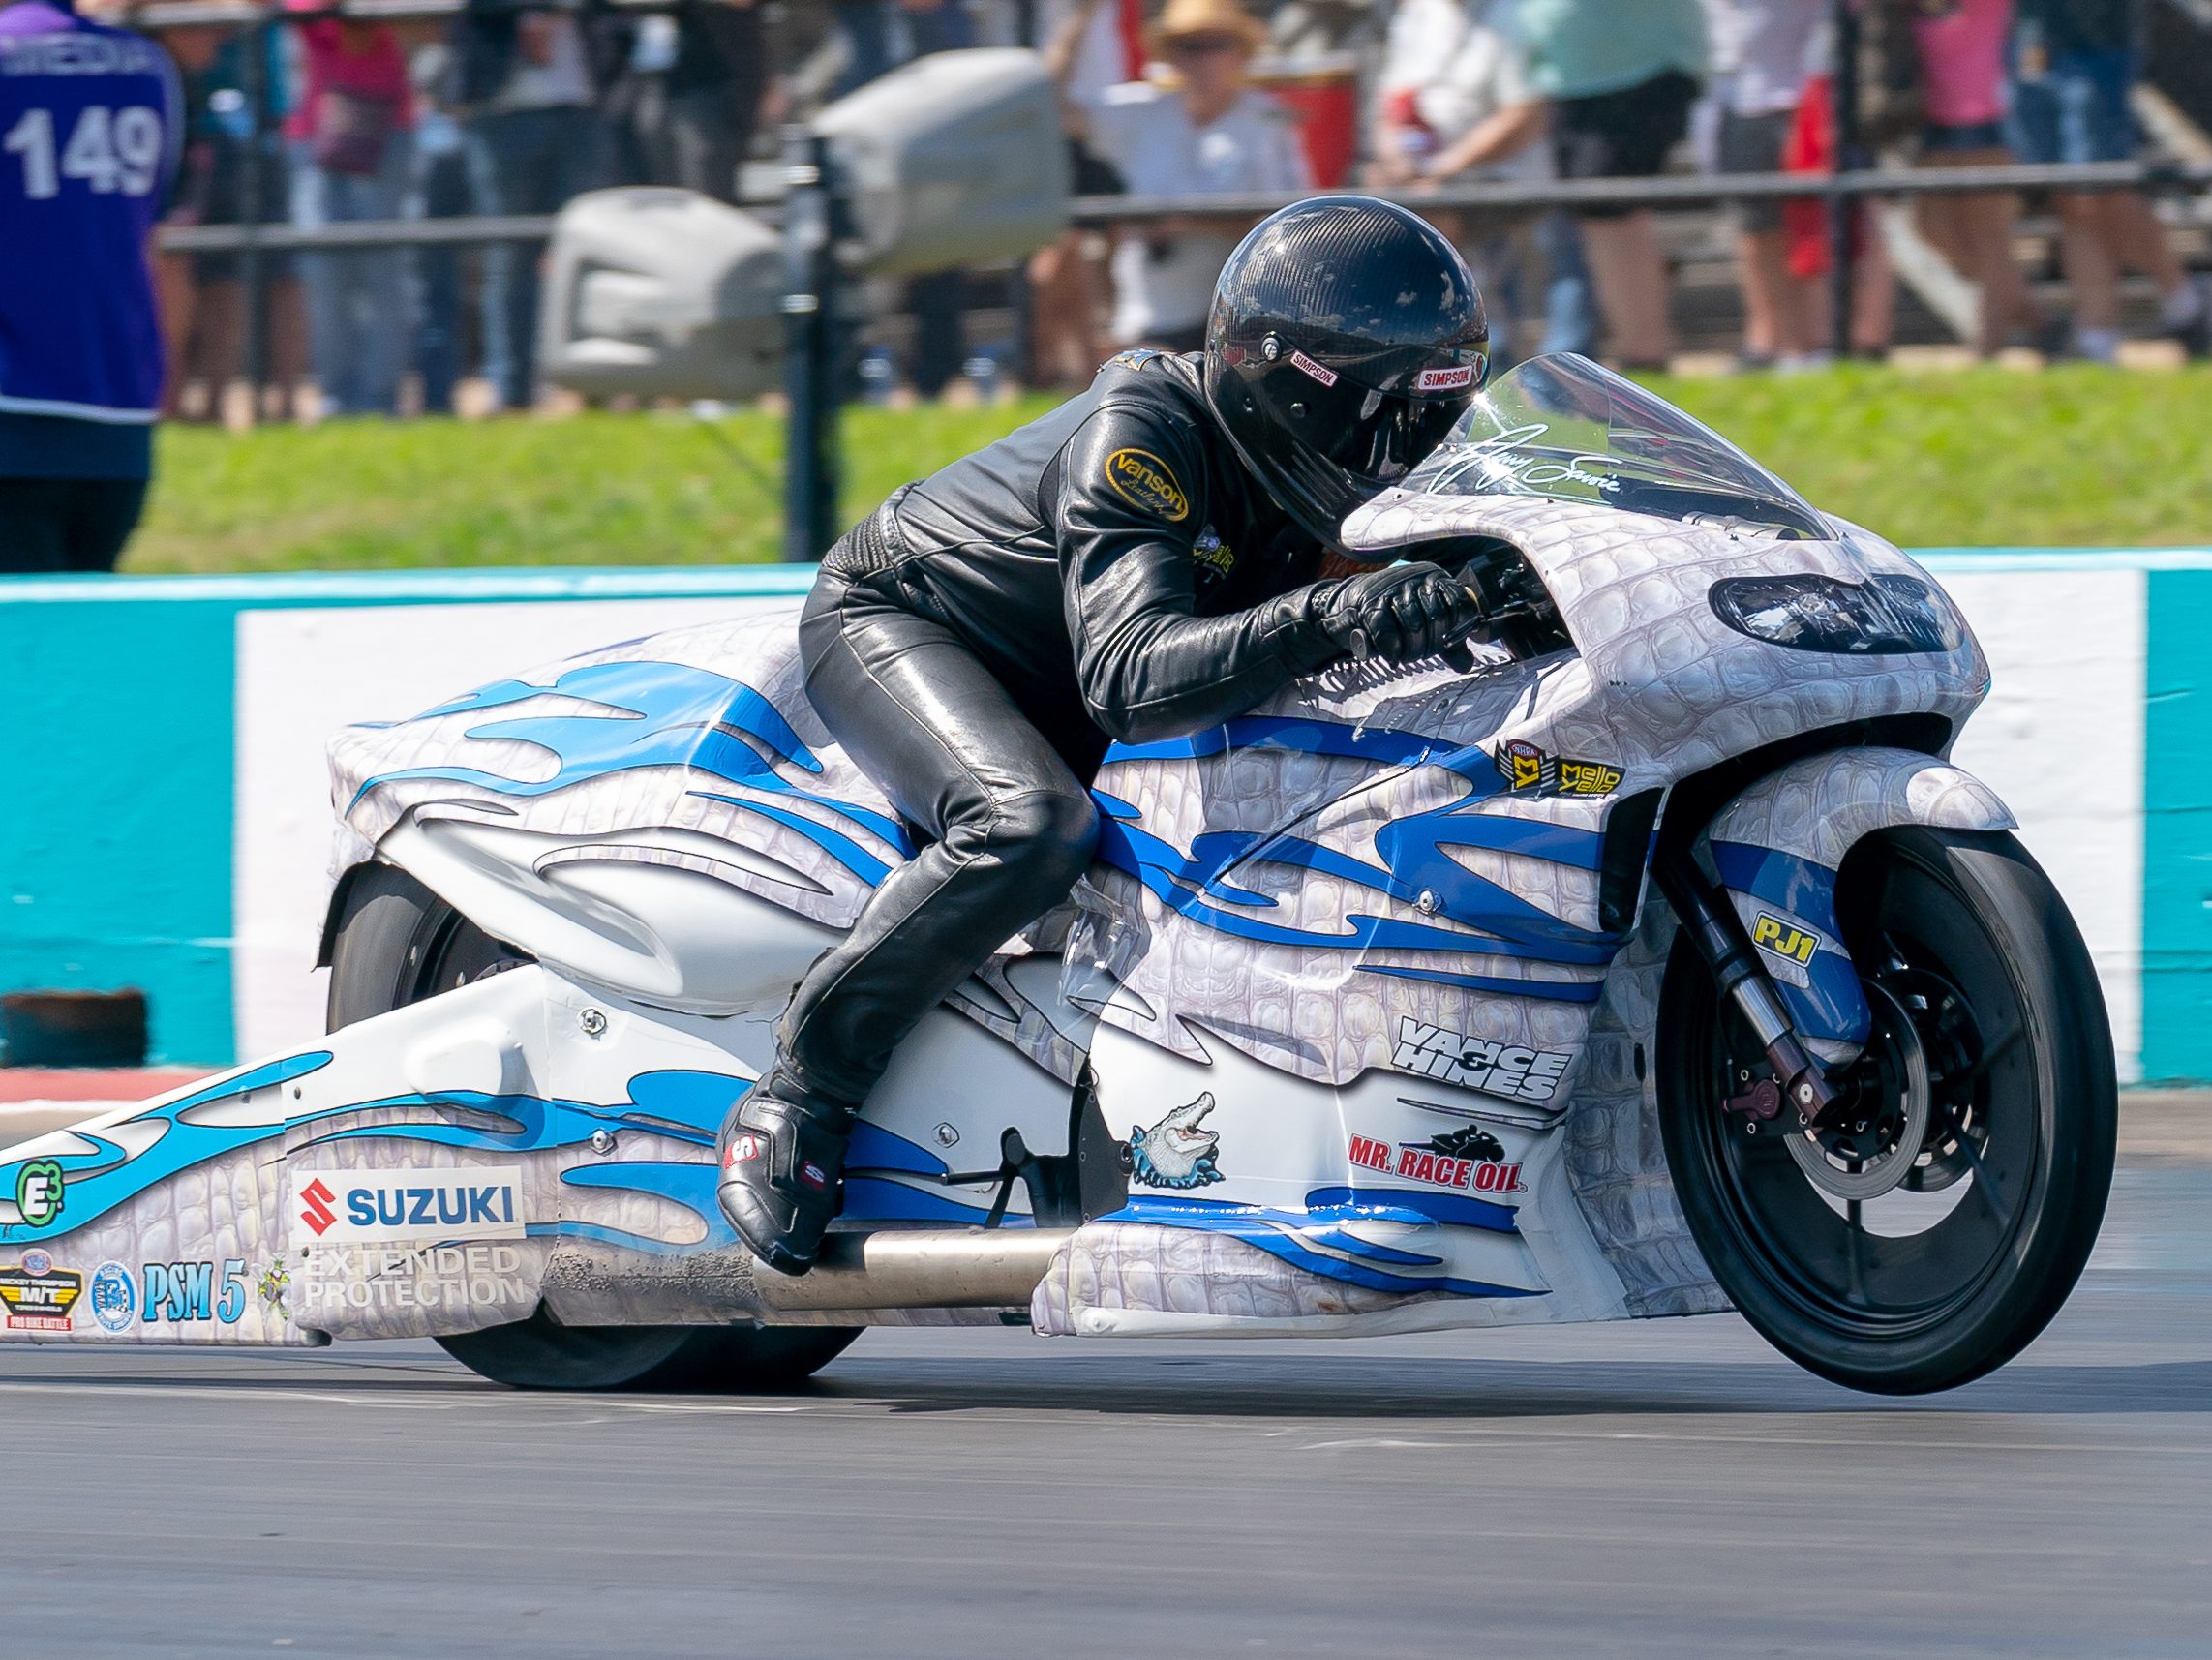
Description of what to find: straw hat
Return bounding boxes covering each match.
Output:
[1149,0,1268,53]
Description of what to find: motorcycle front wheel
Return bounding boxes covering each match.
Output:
[324,861,860,1392]
[1658,827,2115,1395]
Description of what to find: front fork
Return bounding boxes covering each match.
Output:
[1652,840,1841,1129]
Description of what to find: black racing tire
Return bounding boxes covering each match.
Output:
[324,860,862,1392]
[1658,827,2116,1395]
[433,1309,860,1393]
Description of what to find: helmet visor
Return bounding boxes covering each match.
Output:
[1250,357,1478,543]
[1315,382,1477,487]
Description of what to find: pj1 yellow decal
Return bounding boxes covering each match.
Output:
[1105,448,1190,523]
[1752,913,1820,966]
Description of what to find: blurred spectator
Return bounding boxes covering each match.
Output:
[832,0,895,94]
[1776,62,1895,358]
[451,0,618,410]
[167,19,309,421]
[1711,0,1826,367]
[611,0,766,202]
[1028,0,1137,387]
[1909,0,2040,356]
[285,0,414,417]
[408,42,469,415]
[0,0,179,571]
[1370,0,1548,361]
[1078,0,1311,353]
[1266,0,1386,63]
[897,0,977,399]
[2009,0,2209,359]
[1514,0,1708,370]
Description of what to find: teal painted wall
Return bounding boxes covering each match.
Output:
[0,600,236,1063]
[4,559,2205,1075]
[2143,569,2212,1082]
[0,569,813,1066]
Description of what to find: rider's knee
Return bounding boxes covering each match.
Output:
[981,786,1099,890]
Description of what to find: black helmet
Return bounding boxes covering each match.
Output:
[1203,196,1489,549]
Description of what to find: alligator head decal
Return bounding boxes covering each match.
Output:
[1130,1093,1225,1191]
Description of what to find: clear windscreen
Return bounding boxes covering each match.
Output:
[1398,353,1828,539]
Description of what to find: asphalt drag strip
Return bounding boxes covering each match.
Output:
[4,1123,2207,1660]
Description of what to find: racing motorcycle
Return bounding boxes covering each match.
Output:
[0,355,2113,1396]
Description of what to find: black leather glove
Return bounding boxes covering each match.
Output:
[1315,561,1487,663]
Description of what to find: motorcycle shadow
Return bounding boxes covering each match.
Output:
[804,1353,2212,1420]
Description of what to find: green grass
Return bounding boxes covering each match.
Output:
[125,364,2212,573]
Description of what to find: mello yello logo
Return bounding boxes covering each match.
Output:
[1104,448,1190,523]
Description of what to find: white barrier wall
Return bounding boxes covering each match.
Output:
[4,556,2204,1079]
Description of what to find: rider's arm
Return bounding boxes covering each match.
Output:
[1056,406,1344,744]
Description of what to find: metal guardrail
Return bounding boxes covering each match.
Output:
[160,213,559,253]
[136,0,682,22]
[156,160,2212,255]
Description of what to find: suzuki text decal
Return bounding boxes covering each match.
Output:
[288,1167,527,1246]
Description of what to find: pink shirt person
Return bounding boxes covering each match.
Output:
[1913,0,2014,130]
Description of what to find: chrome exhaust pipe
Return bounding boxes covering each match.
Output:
[750,1226,1073,1311]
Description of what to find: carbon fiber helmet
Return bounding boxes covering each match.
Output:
[1203,196,1489,549]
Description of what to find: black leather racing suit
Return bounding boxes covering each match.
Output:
[778,349,1354,1108]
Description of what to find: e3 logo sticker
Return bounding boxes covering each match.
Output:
[15,1159,63,1227]
[1752,913,1819,966]
[1104,448,1190,523]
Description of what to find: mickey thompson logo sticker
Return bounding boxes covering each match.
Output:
[1104,447,1190,522]
[1392,1017,1571,1104]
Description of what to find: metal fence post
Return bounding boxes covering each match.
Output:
[1828,0,1862,355]
[238,14,269,420]
[781,127,839,564]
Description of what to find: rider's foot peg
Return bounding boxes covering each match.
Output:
[716,1076,858,1277]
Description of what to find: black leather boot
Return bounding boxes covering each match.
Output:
[715,1074,858,1276]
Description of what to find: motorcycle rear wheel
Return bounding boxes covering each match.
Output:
[1657,828,2115,1394]
[324,861,860,1392]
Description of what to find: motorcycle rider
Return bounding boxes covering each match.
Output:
[717,195,1493,1273]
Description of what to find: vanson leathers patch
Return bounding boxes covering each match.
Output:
[1104,447,1190,522]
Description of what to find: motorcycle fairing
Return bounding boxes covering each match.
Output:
[329,609,1091,1090]
[1064,496,1989,1088]
[0,965,1060,1344]
[254,468,2006,1339]
[331,609,905,942]
[1705,747,2016,1050]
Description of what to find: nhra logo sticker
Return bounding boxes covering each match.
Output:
[1348,1126,1525,1196]
[0,1254,83,1331]
[1392,1018,1572,1104]
[1192,527,1234,577]
[1104,447,1190,523]
[289,1167,526,1246]
[1493,739,1621,800]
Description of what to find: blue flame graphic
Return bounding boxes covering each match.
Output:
[352,660,915,885]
